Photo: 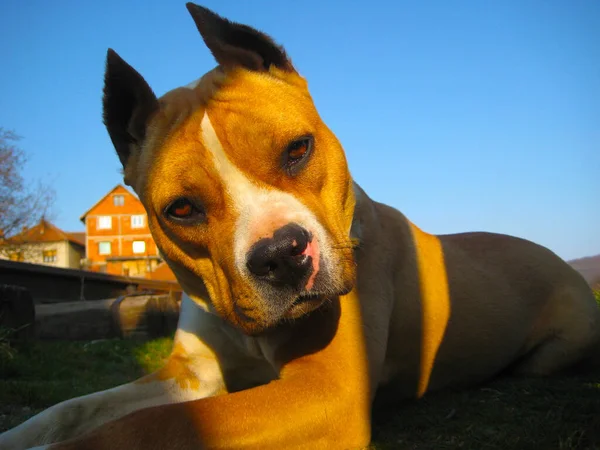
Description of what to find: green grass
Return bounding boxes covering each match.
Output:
[0,337,173,431]
[0,337,599,449]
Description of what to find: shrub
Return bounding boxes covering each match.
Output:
[0,326,16,361]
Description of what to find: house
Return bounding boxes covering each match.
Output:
[146,261,178,282]
[0,219,85,269]
[80,184,162,277]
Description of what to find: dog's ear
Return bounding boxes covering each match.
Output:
[186,3,294,73]
[102,49,159,172]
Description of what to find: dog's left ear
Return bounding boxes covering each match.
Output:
[186,3,295,73]
[102,49,159,174]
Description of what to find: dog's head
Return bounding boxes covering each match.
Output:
[102,3,357,335]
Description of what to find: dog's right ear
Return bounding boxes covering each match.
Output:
[102,49,159,174]
[185,3,294,73]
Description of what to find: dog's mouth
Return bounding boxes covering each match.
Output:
[284,292,326,319]
[283,272,354,321]
[230,275,354,335]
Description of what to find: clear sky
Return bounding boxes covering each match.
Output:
[1,0,598,261]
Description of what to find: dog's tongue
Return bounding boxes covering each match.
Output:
[302,239,320,291]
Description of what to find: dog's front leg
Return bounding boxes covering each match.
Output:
[0,376,215,450]
[0,328,228,450]
[46,292,373,450]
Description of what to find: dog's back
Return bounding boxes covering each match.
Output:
[379,214,600,397]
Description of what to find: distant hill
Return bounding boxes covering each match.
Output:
[569,254,600,287]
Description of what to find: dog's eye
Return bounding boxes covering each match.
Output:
[283,135,313,175]
[165,198,204,223]
[288,139,310,161]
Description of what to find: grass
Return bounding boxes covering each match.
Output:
[370,374,600,449]
[0,335,599,449]
[0,337,173,431]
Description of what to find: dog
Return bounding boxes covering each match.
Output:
[1,3,599,449]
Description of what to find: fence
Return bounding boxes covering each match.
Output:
[0,259,181,304]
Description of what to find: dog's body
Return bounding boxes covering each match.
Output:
[1,4,599,449]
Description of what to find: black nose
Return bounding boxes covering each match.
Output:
[246,223,312,289]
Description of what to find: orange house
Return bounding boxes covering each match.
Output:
[80,185,162,277]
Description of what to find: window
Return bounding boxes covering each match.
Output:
[42,249,57,263]
[98,241,111,255]
[132,240,146,254]
[97,216,112,229]
[9,251,24,262]
[113,195,125,206]
[131,215,145,229]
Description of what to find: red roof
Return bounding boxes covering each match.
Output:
[4,219,85,248]
[66,232,86,247]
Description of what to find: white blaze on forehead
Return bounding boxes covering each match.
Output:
[199,112,331,274]
[200,112,254,200]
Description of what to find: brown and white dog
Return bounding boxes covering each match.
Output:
[1,3,599,449]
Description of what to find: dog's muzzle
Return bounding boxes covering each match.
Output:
[246,223,313,290]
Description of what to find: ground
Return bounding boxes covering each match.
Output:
[0,338,599,450]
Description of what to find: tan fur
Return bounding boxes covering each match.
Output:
[1,5,598,450]
[138,342,203,391]
[134,67,356,335]
[408,222,451,398]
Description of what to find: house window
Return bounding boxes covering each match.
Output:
[131,215,145,229]
[113,195,125,206]
[132,240,146,254]
[9,251,24,262]
[97,216,112,229]
[98,241,111,255]
[42,249,57,263]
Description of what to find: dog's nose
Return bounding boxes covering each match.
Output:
[246,223,312,289]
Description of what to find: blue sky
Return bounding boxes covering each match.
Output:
[1,0,598,261]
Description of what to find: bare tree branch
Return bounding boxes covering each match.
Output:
[0,128,56,257]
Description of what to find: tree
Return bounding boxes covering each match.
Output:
[0,128,56,257]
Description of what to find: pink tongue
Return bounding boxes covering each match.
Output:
[301,240,319,291]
